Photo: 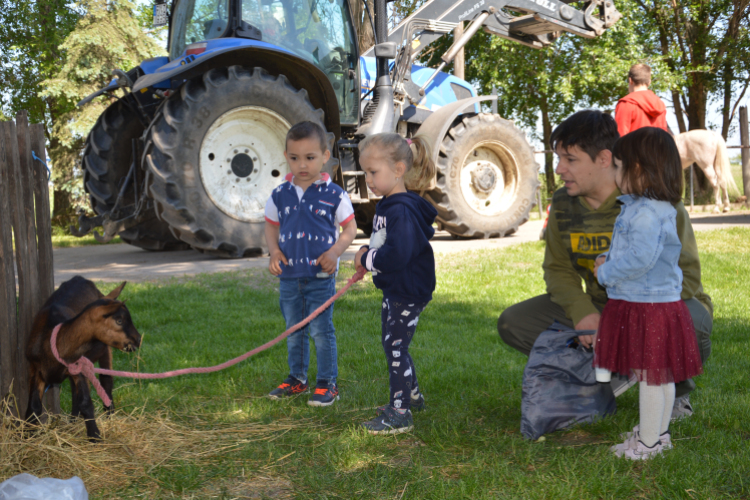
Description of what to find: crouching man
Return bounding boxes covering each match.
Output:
[497,110,713,418]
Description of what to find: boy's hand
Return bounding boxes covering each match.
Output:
[317,248,339,275]
[269,249,288,276]
[354,247,368,273]
[593,255,606,279]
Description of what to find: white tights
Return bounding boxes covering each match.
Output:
[639,381,676,447]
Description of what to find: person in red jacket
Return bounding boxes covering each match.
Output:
[615,64,669,136]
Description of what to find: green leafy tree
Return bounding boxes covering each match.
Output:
[39,0,166,221]
[0,0,80,220]
[633,0,750,135]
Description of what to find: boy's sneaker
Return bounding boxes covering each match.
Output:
[619,425,672,450]
[308,383,339,407]
[611,431,664,460]
[268,377,308,399]
[361,407,413,435]
[376,393,426,415]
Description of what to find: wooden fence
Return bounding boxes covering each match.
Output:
[0,111,58,417]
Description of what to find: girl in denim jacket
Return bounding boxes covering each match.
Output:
[593,127,703,460]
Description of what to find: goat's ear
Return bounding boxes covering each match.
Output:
[105,281,127,300]
[99,301,122,318]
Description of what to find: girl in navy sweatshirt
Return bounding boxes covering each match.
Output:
[354,133,438,435]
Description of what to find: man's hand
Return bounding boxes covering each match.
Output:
[354,246,368,273]
[269,249,288,276]
[593,255,606,279]
[317,248,338,275]
[575,313,601,349]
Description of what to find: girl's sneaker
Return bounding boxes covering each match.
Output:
[268,377,308,399]
[611,431,664,460]
[376,393,425,414]
[619,425,672,450]
[308,383,339,407]
[361,407,414,435]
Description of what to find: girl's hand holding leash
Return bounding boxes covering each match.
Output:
[354,246,369,273]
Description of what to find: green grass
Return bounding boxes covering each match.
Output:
[60,229,749,499]
[50,226,121,248]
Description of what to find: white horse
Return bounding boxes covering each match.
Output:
[674,129,739,213]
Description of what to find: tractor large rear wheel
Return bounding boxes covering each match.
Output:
[145,66,336,258]
[82,99,188,251]
[425,113,539,238]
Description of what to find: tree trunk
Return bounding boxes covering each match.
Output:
[540,97,555,197]
[672,90,687,133]
[352,0,375,54]
[721,59,733,140]
[685,78,707,131]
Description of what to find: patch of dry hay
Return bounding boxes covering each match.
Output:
[1,403,307,497]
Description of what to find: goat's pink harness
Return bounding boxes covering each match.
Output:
[50,270,366,407]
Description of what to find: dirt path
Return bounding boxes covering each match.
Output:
[53,212,750,286]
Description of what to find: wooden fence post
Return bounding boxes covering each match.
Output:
[0,114,56,416]
[740,106,750,205]
[29,124,60,413]
[0,122,20,413]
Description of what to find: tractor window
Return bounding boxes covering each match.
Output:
[170,0,230,59]
[242,0,358,124]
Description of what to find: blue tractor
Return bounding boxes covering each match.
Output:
[74,0,620,257]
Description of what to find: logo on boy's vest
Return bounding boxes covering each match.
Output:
[570,232,612,254]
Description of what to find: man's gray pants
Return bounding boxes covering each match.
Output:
[497,294,712,398]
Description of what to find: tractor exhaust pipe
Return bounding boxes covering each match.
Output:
[356,0,396,136]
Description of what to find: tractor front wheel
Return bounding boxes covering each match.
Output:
[425,113,539,238]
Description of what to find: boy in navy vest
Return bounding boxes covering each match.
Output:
[264,121,357,406]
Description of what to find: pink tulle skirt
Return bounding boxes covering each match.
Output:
[594,299,703,386]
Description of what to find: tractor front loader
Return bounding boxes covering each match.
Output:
[72,0,620,257]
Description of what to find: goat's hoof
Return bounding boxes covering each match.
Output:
[103,405,115,415]
[712,206,721,214]
[723,206,730,213]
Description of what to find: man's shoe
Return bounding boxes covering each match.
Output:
[376,393,425,414]
[268,377,308,399]
[308,383,339,407]
[361,407,414,435]
[671,395,694,420]
[619,426,672,450]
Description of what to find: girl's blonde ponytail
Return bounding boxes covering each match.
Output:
[404,136,436,192]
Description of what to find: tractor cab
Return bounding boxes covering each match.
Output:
[166,0,360,124]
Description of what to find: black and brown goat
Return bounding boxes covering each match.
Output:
[25,275,141,441]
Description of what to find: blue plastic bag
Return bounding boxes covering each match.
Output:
[521,321,617,440]
[0,474,87,500]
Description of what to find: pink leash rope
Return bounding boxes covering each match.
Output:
[50,269,366,407]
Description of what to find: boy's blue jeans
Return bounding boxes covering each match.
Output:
[279,276,338,385]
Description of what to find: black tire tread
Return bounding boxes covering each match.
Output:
[145,66,334,258]
[425,113,539,239]
[82,98,188,251]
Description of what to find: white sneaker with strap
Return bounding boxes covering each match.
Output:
[611,431,664,460]
[618,425,672,450]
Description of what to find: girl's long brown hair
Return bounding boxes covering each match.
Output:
[612,127,683,204]
[358,133,436,191]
